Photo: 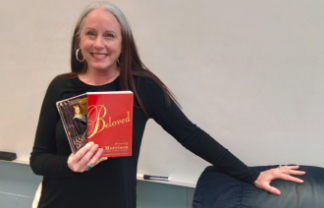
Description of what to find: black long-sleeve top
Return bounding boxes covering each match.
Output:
[30,75,260,208]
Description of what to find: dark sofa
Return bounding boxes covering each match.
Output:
[192,165,324,208]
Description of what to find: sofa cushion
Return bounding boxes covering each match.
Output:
[193,165,324,208]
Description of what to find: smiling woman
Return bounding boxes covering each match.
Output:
[29,1,305,208]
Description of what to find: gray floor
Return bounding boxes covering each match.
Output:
[0,161,195,208]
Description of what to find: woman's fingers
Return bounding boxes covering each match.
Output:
[279,165,306,176]
[85,148,107,171]
[287,169,306,176]
[278,172,304,183]
[97,157,108,164]
[263,184,281,196]
[68,142,107,172]
[277,165,306,182]
[69,142,95,163]
[67,143,93,172]
[281,165,300,170]
[79,143,99,167]
[276,170,305,183]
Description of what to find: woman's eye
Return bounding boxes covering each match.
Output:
[87,32,95,36]
[105,34,114,38]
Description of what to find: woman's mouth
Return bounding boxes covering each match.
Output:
[92,53,107,58]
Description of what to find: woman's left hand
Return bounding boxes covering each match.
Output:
[254,165,306,195]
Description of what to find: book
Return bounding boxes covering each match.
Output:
[87,91,133,157]
[56,91,133,157]
[56,94,88,153]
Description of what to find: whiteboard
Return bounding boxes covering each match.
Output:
[1,0,324,187]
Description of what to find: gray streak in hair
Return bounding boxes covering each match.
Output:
[75,1,132,38]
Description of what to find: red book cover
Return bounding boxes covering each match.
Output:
[87,91,133,157]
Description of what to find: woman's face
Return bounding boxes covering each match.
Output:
[74,106,81,114]
[78,8,122,72]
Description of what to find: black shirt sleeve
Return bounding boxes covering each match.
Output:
[30,78,77,178]
[142,78,260,184]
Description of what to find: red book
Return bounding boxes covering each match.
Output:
[87,91,133,157]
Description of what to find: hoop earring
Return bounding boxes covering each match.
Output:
[75,48,85,62]
[117,58,120,65]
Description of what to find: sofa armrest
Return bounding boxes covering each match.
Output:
[193,165,324,208]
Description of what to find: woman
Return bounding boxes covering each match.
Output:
[30,2,305,208]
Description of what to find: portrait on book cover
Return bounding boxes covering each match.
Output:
[58,98,87,137]
[68,104,86,137]
[67,100,87,138]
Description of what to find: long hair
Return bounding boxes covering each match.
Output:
[70,1,179,116]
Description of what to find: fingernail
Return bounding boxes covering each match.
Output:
[86,142,94,147]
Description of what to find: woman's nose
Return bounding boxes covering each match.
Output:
[94,37,104,48]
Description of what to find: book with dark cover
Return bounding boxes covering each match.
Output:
[56,94,88,153]
[87,91,133,157]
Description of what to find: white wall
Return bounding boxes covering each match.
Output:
[1,0,323,186]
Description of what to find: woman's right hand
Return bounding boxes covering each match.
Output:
[67,142,107,172]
